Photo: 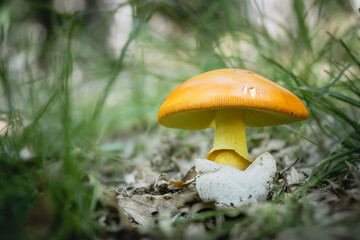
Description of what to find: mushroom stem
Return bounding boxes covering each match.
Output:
[207,109,252,170]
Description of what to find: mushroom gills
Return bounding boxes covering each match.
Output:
[207,109,252,170]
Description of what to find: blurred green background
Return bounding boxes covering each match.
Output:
[0,0,359,239]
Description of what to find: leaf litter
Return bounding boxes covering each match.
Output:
[93,130,360,239]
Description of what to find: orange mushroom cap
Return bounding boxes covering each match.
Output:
[158,69,308,130]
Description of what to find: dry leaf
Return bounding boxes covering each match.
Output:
[286,167,302,186]
[118,195,159,225]
[118,188,200,226]
[170,166,196,188]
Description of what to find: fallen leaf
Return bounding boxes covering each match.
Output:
[286,167,302,186]
[170,166,196,188]
[117,188,199,226]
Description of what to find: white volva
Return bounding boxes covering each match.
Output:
[195,152,277,207]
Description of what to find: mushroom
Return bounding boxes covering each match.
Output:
[158,69,308,170]
[157,69,308,206]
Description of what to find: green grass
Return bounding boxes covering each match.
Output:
[0,0,359,239]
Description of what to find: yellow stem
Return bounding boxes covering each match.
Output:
[207,109,252,170]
